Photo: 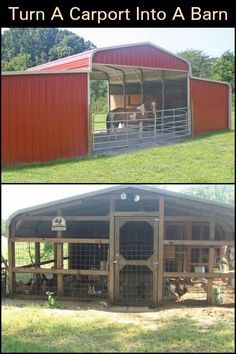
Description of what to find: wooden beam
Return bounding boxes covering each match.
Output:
[165,216,213,222]
[35,243,40,267]
[8,239,15,297]
[21,215,110,221]
[11,238,110,244]
[164,240,234,246]
[56,209,63,298]
[157,197,164,305]
[153,219,159,305]
[113,212,159,217]
[164,272,234,279]
[207,221,215,304]
[12,267,109,276]
[109,213,115,304]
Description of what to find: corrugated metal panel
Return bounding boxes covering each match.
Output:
[28,51,92,71]
[2,73,88,165]
[93,44,189,71]
[28,43,189,72]
[190,78,229,136]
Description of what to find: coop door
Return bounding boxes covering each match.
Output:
[114,217,158,305]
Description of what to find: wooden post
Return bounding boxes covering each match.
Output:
[157,197,164,305]
[109,210,115,304]
[8,240,15,297]
[56,210,63,298]
[207,221,215,304]
[186,222,192,272]
[108,199,115,304]
[35,243,40,267]
[153,219,159,305]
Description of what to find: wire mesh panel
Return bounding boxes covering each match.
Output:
[15,242,56,269]
[119,221,153,261]
[68,244,109,270]
[114,218,155,305]
[163,276,235,305]
[63,275,108,299]
[118,265,153,305]
[14,272,57,296]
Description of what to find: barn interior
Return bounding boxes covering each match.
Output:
[90,65,189,152]
[8,187,235,305]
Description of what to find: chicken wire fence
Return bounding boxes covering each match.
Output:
[163,276,235,305]
[13,242,109,299]
[92,107,191,152]
[117,265,153,305]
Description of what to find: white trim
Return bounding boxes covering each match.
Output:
[2,69,89,76]
[92,62,188,74]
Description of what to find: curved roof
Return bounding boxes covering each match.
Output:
[27,42,190,73]
[6,185,234,238]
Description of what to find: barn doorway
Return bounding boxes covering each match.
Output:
[91,65,190,153]
[114,217,158,306]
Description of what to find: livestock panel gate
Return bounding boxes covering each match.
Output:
[6,186,235,307]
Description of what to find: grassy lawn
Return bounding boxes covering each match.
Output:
[2,130,234,183]
[2,305,234,353]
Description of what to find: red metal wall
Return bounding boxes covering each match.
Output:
[93,45,189,71]
[190,78,229,136]
[2,73,88,165]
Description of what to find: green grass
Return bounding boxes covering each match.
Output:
[2,305,234,353]
[92,113,107,129]
[2,130,234,183]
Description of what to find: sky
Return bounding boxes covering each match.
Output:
[65,28,234,57]
[2,184,190,219]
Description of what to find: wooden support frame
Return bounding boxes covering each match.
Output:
[11,238,110,244]
[35,243,40,267]
[56,209,63,297]
[12,268,109,276]
[157,197,164,305]
[8,239,15,297]
[163,271,234,279]
[207,221,215,304]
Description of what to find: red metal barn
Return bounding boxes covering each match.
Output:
[2,42,231,166]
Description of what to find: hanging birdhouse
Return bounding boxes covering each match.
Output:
[52,216,66,231]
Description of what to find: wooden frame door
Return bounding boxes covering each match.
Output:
[113,216,158,305]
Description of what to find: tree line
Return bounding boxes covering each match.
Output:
[2,28,234,110]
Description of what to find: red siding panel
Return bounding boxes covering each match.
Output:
[93,45,189,71]
[190,78,229,136]
[2,73,88,165]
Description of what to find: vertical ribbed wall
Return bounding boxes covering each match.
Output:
[2,73,88,165]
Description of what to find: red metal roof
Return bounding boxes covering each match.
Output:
[28,42,190,72]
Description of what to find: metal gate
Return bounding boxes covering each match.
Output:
[92,107,191,153]
[113,217,158,306]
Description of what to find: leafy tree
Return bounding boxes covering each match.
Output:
[2,53,31,71]
[179,185,234,205]
[90,80,108,112]
[1,219,7,236]
[177,49,216,79]
[213,51,235,91]
[1,28,95,70]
